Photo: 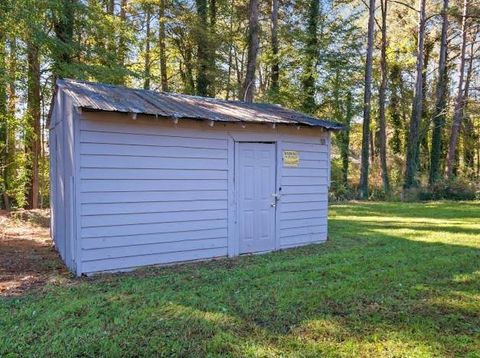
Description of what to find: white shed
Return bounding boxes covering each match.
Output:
[50,79,342,275]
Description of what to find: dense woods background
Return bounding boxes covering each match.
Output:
[0,0,479,209]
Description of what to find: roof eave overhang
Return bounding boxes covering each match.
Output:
[76,106,343,131]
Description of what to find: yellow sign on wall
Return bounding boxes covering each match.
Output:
[283,150,299,167]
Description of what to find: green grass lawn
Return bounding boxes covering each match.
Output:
[1,202,479,357]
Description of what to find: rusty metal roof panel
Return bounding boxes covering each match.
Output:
[58,79,343,130]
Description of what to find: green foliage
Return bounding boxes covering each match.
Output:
[329,158,357,201]
[1,202,479,356]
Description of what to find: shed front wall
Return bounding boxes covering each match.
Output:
[77,111,330,275]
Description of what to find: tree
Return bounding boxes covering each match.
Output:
[378,0,390,193]
[117,0,129,85]
[388,61,403,155]
[0,30,8,209]
[419,36,434,173]
[446,0,468,178]
[339,91,354,187]
[241,0,259,102]
[429,0,449,184]
[158,0,169,91]
[195,0,213,96]
[143,4,152,90]
[225,0,236,100]
[270,0,279,97]
[358,0,376,199]
[52,0,75,79]
[461,24,478,175]
[209,0,217,95]
[25,40,41,209]
[301,0,319,114]
[4,38,18,210]
[403,0,426,191]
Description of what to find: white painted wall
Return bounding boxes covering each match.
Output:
[279,136,329,249]
[78,114,229,274]
[49,90,77,272]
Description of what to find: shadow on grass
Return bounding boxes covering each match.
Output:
[1,202,479,356]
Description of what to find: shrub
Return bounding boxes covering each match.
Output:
[417,179,477,201]
[329,182,356,201]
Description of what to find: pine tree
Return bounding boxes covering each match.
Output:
[404,0,427,191]
[359,0,376,199]
[429,0,449,184]
[241,0,259,102]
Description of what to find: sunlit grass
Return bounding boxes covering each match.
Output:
[1,201,479,357]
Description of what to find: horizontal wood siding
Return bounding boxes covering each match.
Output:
[79,116,229,274]
[279,135,329,249]
[50,91,78,273]
[76,113,331,274]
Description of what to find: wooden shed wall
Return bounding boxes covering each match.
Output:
[78,114,229,274]
[70,110,330,275]
[279,138,329,249]
[49,91,77,272]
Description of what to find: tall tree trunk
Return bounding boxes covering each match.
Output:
[106,0,114,14]
[225,1,235,100]
[461,26,477,175]
[445,0,468,178]
[4,38,17,210]
[117,0,128,85]
[339,91,353,187]
[0,35,8,209]
[158,0,169,91]
[358,0,376,199]
[419,38,433,172]
[234,47,244,99]
[369,130,375,164]
[196,0,210,96]
[106,0,116,69]
[301,0,319,113]
[241,0,259,102]
[26,41,41,209]
[143,5,151,90]
[183,46,195,95]
[389,62,402,154]
[209,0,216,96]
[378,0,389,193]
[477,115,480,180]
[270,0,279,97]
[429,0,449,184]
[403,0,426,191]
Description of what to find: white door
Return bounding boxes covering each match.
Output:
[236,142,276,254]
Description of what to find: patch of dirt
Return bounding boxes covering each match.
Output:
[0,210,69,297]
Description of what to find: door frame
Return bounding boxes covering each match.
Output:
[229,139,282,256]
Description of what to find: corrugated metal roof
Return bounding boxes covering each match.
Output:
[58,79,343,130]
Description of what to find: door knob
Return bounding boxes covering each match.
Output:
[271,203,276,207]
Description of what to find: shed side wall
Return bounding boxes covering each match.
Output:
[49,89,77,273]
[49,93,63,259]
